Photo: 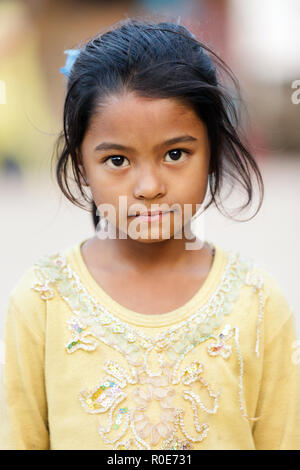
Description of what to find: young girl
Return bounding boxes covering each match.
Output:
[1,17,299,451]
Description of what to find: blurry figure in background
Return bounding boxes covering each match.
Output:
[138,0,230,66]
[0,0,56,177]
[2,154,23,180]
[228,0,300,155]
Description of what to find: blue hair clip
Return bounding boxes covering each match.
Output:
[59,49,81,78]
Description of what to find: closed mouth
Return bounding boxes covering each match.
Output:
[130,210,173,217]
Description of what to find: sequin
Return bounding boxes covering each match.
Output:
[207,325,234,359]
[77,358,220,449]
[31,268,56,300]
[31,250,252,369]
[163,438,194,450]
[30,247,264,449]
[245,271,264,357]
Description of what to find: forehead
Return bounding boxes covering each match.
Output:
[85,92,206,139]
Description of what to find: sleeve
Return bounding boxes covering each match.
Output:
[0,294,49,450]
[252,276,300,450]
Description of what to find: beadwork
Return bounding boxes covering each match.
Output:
[245,271,264,357]
[78,358,218,449]
[207,323,234,359]
[30,246,264,448]
[31,249,253,373]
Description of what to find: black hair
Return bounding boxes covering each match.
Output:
[53,15,264,228]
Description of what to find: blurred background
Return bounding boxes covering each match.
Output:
[0,0,299,350]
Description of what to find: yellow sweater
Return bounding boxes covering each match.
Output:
[1,239,300,450]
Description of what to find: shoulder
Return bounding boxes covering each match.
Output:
[7,263,45,309]
[220,245,291,308]
[4,240,82,340]
[8,238,86,310]
[249,261,293,320]
[226,247,295,342]
[253,263,294,337]
[5,244,73,333]
[4,261,47,340]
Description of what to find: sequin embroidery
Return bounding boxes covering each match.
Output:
[31,247,263,448]
[31,249,252,374]
[78,359,217,449]
[207,323,233,359]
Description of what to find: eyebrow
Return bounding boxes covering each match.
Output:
[94,135,198,153]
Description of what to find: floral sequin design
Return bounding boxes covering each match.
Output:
[31,249,253,375]
[31,266,56,300]
[207,323,233,359]
[206,324,260,423]
[30,246,263,447]
[78,359,219,450]
[131,365,177,446]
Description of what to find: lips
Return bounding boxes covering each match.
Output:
[138,211,169,216]
[129,210,173,217]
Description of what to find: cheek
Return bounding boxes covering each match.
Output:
[87,168,117,199]
[179,159,209,201]
[89,180,127,222]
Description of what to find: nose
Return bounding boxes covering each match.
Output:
[133,164,166,200]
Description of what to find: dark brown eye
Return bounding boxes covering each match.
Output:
[104,155,129,168]
[165,149,189,162]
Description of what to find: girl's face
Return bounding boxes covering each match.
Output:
[80,92,210,243]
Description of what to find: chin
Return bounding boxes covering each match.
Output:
[127,223,179,243]
[130,234,173,244]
